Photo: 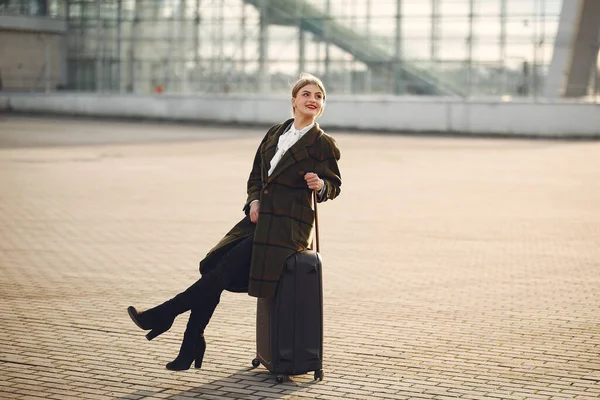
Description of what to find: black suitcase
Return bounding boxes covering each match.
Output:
[252,193,324,383]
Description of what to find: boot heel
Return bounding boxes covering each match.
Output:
[146,325,168,341]
[194,336,207,369]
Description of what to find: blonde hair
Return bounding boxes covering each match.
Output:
[291,73,326,118]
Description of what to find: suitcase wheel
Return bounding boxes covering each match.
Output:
[251,358,260,368]
[314,369,324,381]
[276,374,286,384]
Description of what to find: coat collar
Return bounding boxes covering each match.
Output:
[263,118,321,184]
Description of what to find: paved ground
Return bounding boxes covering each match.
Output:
[0,115,599,400]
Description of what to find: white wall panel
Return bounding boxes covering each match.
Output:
[1,93,598,137]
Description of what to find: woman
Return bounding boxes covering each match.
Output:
[127,73,342,371]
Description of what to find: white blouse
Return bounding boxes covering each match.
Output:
[268,121,315,176]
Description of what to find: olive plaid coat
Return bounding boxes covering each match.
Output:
[198,118,342,298]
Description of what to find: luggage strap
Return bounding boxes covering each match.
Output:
[311,190,320,253]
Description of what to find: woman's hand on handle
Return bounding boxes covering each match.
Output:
[250,201,260,224]
[304,172,324,191]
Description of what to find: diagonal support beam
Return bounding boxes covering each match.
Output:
[545,0,600,97]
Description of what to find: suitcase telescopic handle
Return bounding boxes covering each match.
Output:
[312,190,320,253]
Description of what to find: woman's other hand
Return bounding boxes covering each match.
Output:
[249,201,260,223]
[304,172,324,191]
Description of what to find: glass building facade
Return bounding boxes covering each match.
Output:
[2,0,569,96]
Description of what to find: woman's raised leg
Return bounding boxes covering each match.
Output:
[127,235,253,342]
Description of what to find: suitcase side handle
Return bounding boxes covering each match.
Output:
[311,190,320,253]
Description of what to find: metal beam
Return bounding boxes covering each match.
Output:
[298,0,305,75]
[500,0,507,62]
[324,0,330,82]
[258,0,269,91]
[116,0,122,91]
[430,0,439,61]
[395,0,403,94]
[95,0,102,91]
[545,0,600,97]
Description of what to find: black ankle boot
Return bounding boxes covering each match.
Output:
[127,279,209,341]
[165,332,206,371]
[127,305,175,341]
[165,299,219,371]
[165,309,207,371]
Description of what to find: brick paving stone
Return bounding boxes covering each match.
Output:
[391,393,436,399]
[47,396,85,400]
[169,395,200,400]
[461,396,499,400]
[193,395,230,400]
[0,116,599,399]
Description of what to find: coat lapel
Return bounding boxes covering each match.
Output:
[261,119,293,182]
[266,122,321,184]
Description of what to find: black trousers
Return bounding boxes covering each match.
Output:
[185,235,253,332]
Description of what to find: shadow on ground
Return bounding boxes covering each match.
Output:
[118,366,319,399]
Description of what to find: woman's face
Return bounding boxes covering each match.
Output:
[292,84,325,119]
